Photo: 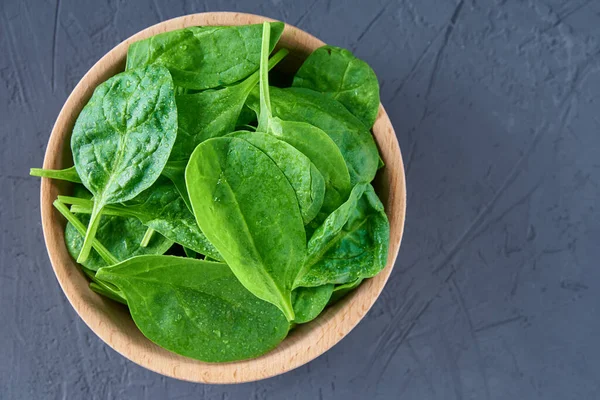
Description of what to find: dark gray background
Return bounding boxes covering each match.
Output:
[2,0,599,398]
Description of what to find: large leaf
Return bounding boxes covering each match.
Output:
[293,45,380,128]
[71,65,177,262]
[296,184,389,287]
[185,137,306,321]
[96,256,290,362]
[247,86,379,185]
[126,23,285,90]
[228,131,325,225]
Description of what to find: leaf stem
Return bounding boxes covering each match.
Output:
[57,195,92,207]
[140,228,155,247]
[244,48,289,92]
[59,195,140,219]
[281,297,295,322]
[52,200,118,265]
[77,199,105,263]
[30,166,82,183]
[257,22,272,133]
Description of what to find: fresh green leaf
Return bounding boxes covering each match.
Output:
[71,65,177,262]
[247,86,379,185]
[185,136,306,321]
[30,166,82,183]
[228,131,325,225]
[126,23,285,90]
[295,184,389,287]
[292,284,334,324]
[96,256,290,362]
[292,45,380,128]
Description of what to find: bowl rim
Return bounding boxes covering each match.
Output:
[40,11,406,383]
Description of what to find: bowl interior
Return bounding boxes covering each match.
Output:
[40,12,406,383]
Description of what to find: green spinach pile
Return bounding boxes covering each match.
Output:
[31,22,389,363]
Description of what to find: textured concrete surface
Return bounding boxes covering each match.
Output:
[2,0,600,398]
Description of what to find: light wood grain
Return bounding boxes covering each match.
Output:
[40,12,406,383]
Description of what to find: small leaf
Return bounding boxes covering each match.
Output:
[293,45,380,128]
[296,184,389,287]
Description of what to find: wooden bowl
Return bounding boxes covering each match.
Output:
[40,12,406,383]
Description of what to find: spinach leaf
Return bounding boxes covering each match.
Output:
[96,256,290,362]
[185,137,306,321]
[328,278,363,305]
[270,120,351,217]
[292,45,380,128]
[247,86,379,185]
[292,284,334,324]
[295,184,389,287]
[65,209,174,271]
[126,23,285,90]
[71,65,177,263]
[30,166,82,183]
[64,177,222,260]
[228,131,325,225]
